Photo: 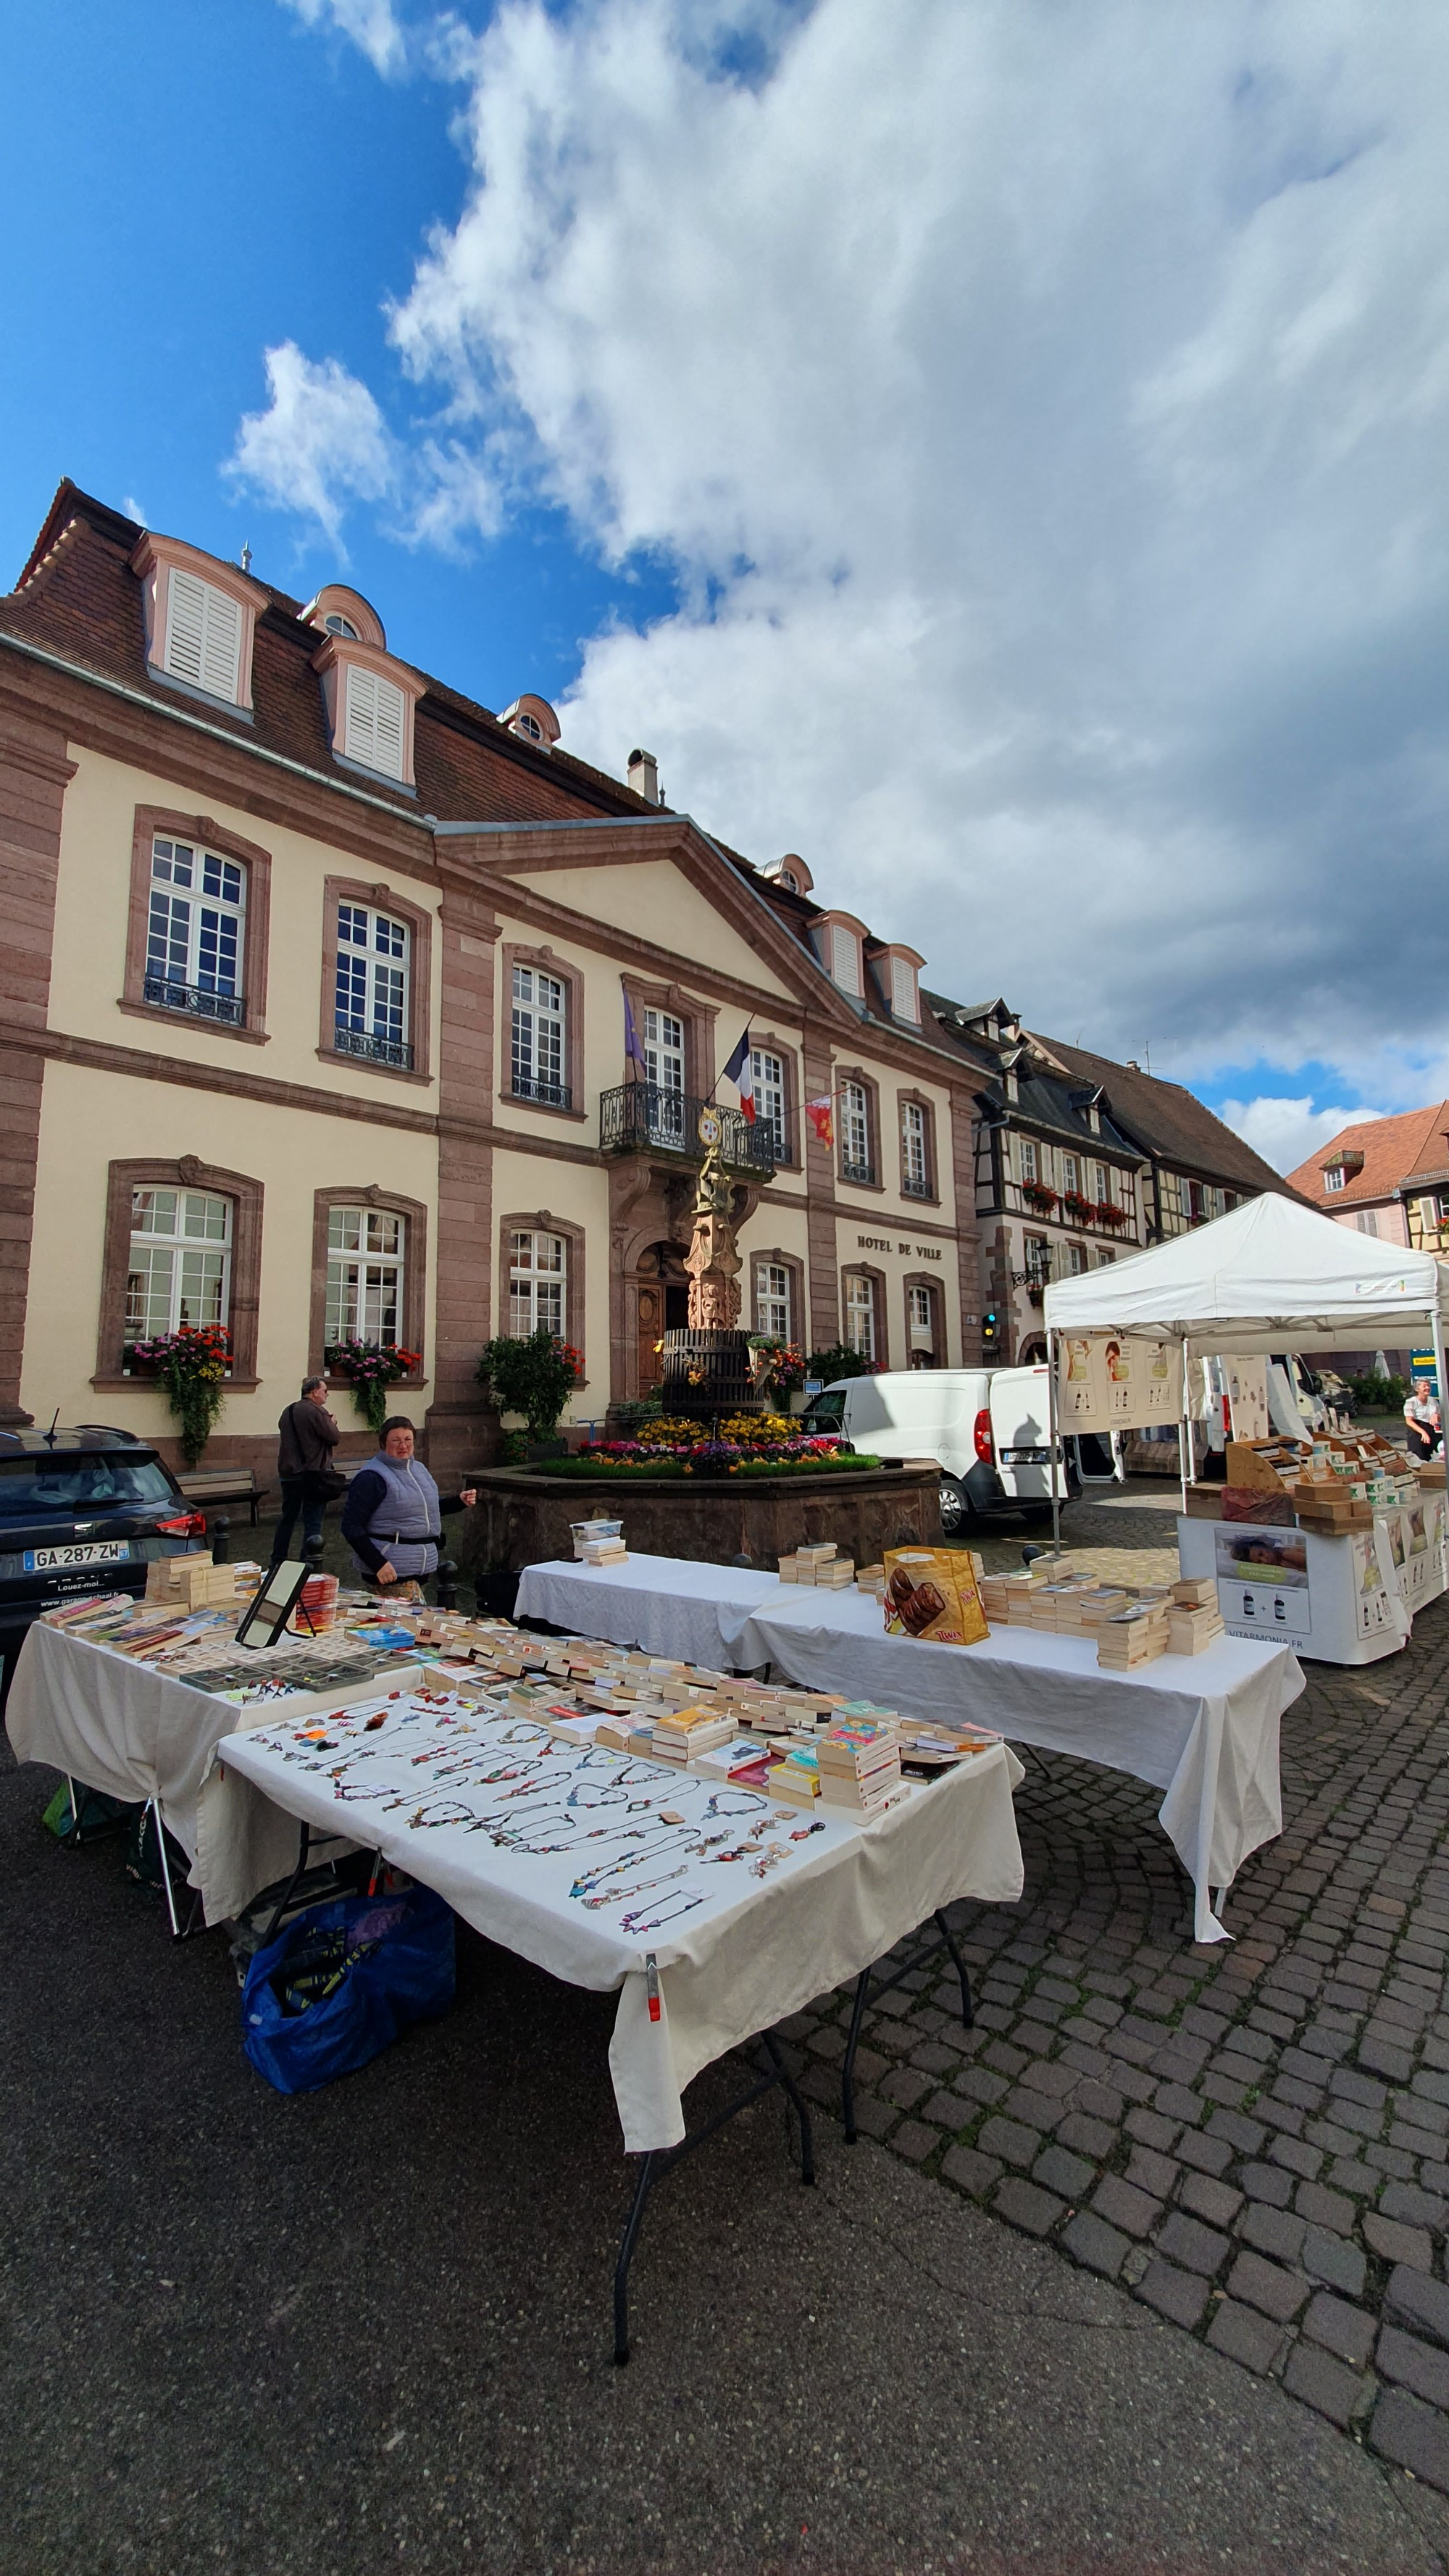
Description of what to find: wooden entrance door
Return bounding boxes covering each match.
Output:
[637,1283,663,1392]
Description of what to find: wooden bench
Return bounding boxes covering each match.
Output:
[175,1467,271,1528]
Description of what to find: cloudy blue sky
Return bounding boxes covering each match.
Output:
[4,0,1448,1175]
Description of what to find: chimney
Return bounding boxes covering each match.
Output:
[628,748,661,804]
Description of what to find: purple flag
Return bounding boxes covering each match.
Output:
[624,991,648,1081]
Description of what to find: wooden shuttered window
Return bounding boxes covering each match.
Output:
[164,570,243,703]
[343,664,407,779]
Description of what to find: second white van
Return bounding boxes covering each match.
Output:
[801,1366,1072,1533]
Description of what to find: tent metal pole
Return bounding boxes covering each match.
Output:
[1047,1325,1062,1559]
[1179,1336,1191,1512]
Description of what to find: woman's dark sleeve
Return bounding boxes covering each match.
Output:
[341,1467,388,1573]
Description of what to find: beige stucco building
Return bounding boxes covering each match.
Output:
[0,483,1005,1485]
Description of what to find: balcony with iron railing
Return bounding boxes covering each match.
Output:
[143,973,246,1029]
[333,1021,415,1072]
[508,1074,574,1112]
[599,1083,776,1177]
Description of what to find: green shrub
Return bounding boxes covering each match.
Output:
[806,1344,880,1384]
[1345,1371,1407,1411]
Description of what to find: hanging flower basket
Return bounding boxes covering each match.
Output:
[1097,1200,1131,1228]
[1022,1182,1058,1214]
[325,1339,422,1435]
[128,1325,231,1467]
[1061,1191,1095,1224]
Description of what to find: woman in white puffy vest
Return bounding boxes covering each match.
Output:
[340,1416,477,1588]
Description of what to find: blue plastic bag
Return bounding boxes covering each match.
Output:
[241,1884,456,2094]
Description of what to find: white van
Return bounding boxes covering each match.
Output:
[800,1367,1071,1534]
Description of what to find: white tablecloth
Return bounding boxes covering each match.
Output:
[516,1553,774,1667]
[4,1622,348,1922]
[218,1687,1024,2153]
[517,1556,1305,1943]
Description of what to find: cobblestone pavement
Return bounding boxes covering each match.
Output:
[781,1536,1449,2496]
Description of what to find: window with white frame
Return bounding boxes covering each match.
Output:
[1324,1167,1345,1193]
[334,903,412,1069]
[754,1259,792,1340]
[1068,1243,1086,1275]
[323,612,358,638]
[901,1100,930,1196]
[843,1272,876,1360]
[1019,1136,1038,1185]
[830,925,861,996]
[908,1283,935,1350]
[511,965,568,1106]
[1061,1153,1079,1196]
[163,570,242,704]
[1024,1235,1051,1285]
[840,1080,874,1183]
[125,1188,230,1343]
[642,1006,686,1143]
[146,836,246,1025]
[343,664,406,780]
[1093,1162,1108,1202]
[325,1207,406,1347]
[1357,1210,1379,1238]
[509,1228,566,1338]
[751,1049,786,1159]
[890,956,918,1020]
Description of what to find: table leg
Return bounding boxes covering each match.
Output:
[843,1914,975,2143]
[611,2030,814,2364]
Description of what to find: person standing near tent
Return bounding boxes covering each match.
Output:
[341,1417,477,1591]
[1404,1378,1442,1464]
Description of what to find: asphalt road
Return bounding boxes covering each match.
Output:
[4,1751,1449,2575]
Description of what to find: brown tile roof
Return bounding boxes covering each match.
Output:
[1,480,659,830]
[1031,1035,1295,1197]
[1283,1104,1449,1212]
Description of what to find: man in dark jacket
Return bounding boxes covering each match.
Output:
[270,1377,343,1567]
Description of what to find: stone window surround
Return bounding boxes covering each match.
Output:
[317,875,435,1088]
[840,1262,888,1370]
[747,1244,806,1349]
[93,1154,264,1390]
[895,1086,940,1204]
[120,805,273,1048]
[746,1028,803,1171]
[310,632,425,790]
[902,1269,943,1364]
[309,1183,430,1388]
[498,1207,588,1371]
[500,940,587,1124]
[619,972,719,1101]
[836,1065,884,1195]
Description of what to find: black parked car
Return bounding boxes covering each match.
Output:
[0,1427,206,1679]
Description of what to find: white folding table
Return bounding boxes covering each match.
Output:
[516,1554,1305,1942]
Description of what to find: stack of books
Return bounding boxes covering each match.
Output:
[1165,1576,1225,1655]
[651,1704,738,1765]
[777,1543,856,1588]
[767,1748,822,1805]
[816,1717,903,1816]
[1095,1601,1171,1670]
[146,1552,238,1612]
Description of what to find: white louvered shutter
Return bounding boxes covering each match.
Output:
[830,925,860,995]
[344,665,406,779]
[891,955,916,1019]
[164,570,241,702]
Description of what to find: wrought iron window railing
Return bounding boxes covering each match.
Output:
[840,1156,877,1187]
[599,1083,775,1176]
[333,1021,416,1072]
[509,1075,573,1111]
[143,973,245,1028]
[901,1174,932,1200]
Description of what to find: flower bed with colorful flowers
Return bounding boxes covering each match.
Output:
[546,1410,881,1479]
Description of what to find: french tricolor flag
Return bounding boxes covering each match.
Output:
[721,1024,754,1122]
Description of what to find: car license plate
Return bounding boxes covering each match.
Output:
[22,1540,131,1572]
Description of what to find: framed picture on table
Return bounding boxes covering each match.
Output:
[235,1561,312,1650]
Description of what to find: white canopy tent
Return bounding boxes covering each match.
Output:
[1040,1192,1449,1541]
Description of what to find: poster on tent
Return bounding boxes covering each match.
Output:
[1223,1355,1271,1442]
[1056,1333,1182,1431]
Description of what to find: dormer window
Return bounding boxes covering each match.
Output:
[501,694,561,752]
[130,533,267,713]
[816,912,867,1000]
[323,612,358,639]
[761,854,814,897]
[877,944,924,1024]
[343,664,407,780]
[1324,1167,1345,1194]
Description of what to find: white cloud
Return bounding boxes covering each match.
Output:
[122,495,147,528]
[1217,1096,1385,1177]
[227,343,397,545]
[280,0,406,78]
[354,0,1449,1106]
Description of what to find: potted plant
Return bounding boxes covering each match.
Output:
[477,1329,587,1456]
[1062,1188,1094,1224]
[129,1323,231,1466]
[325,1338,423,1435]
[1097,1199,1131,1228]
[1021,1180,1058,1215]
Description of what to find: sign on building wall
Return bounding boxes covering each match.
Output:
[1056,1332,1182,1431]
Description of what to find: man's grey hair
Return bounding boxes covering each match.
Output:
[301,1375,327,1397]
